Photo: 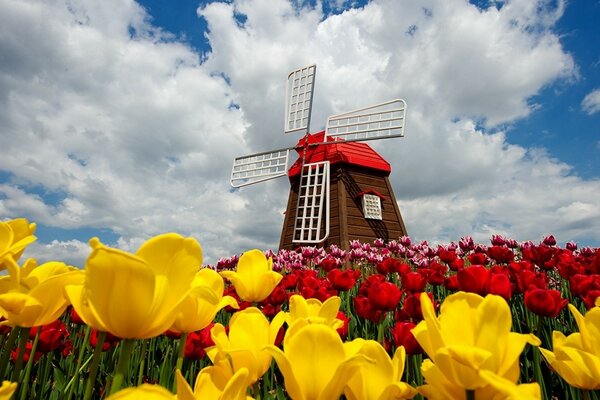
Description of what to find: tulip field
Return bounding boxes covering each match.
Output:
[1,218,600,399]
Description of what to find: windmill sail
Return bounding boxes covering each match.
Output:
[285,64,316,134]
[292,161,330,243]
[325,99,406,142]
[230,148,291,188]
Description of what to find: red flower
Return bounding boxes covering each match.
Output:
[522,245,556,270]
[467,252,488,266]
[376,258,401,275]
[30,320,68,353]
[449,258,464,272]
[336,311,350,340]
[569,274,600,298]
[457,265,490,296]
[327,268,359,291]
[524,289,568,317]
[489,273,512,301]
[517,270,547,293]
[391,321,423,355]
[399,292,433,322]
[185,325,215,360]
[12,342,42,364]
[487,246,515,264]
[69,306,85,325]
[438,248,457,264]
[583,290,600,309]
[318,257,338,272]
[444,275,459,291]
[368,281,402,311]
[263,284,287,306]
[90,330,121,352]
[280,272,299,290]
[353,295,384,323]
[401,272,427,293]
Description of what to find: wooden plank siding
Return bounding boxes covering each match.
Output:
[279,164,407,250]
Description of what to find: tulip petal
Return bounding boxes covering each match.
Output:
[175,369,196,400]
[86,243,156,338]
[264,345,304,400]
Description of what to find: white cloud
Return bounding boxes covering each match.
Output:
[0,0,597,265]
[582,88,600,115]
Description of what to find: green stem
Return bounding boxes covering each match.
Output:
[466,389,475,400]
[11,327,29,382]
[136,339,148,386]
[19,326,41,400]
[109,338,136,395]
[83,331,106,400]
[65,325,91,400]
[173,332,188,392]
[0,326,19,378]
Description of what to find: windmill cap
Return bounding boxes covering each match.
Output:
[288,131,391,178]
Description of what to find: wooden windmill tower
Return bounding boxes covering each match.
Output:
[230,64,408,250]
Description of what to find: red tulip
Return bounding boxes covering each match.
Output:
[438,248,457,264]
[318,257,338,272]
[487,246,515,264]
[336,311,349,340]
[524,288,568,317]
[444,275,459,291]
[517,270,547,293]
[376,258,401,275]
[353,295,384,323]
[401,271,427,293]
[327,268,359,291]
[457,265,490,296]
[368,281,402,311]
[489,273,512,301]
[392,321,423,355]
[90,329,121,352]
[467,252,487,266]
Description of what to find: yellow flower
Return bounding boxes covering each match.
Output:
[170,268,239,333]
[285,294,343,329]
[345,342,417,400]
[418,360,540,400]
[207,307,285,383]
[412,292,540,392]
[0,381,17,400]
[176,365,254,400]
[540,304,600,389]
[265,321,371,400]
[66,234,205,339]
[0,218,36,270]
[220,249,282,302]
[479,370,541,400]
[106,383,175,399]
[0,259,83,327]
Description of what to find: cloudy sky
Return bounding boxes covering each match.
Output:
[1,0,599,266]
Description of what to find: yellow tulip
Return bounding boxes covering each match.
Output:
[0,381,17,400]
[265,321,371,400]
[220,249,282,302]
[207,307,285,383]
[0,218,36,270]
[412,292,540,392]
[105,383,175,399]
[66,234,206,339]
[419,360,540,400]
[0,259,83,327]
[540,304,600,389]
[345,342,417,400]
[479,370,541,400]
[285,294,343,329]
[170,268,239,333]
[176,365,254,400]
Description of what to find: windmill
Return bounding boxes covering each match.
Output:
[230,64,408,250]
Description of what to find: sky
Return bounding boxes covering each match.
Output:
[0,0,599,267]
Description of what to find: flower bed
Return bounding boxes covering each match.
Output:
[0,218,599,399]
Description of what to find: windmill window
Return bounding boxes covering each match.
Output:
[362,194,383,220]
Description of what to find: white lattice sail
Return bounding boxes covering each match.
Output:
[292,161,330,243]
[230,149,290,188]
[325,99,406,142]
[285,64,316,134]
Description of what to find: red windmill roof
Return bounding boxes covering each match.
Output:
[288,131,391,178]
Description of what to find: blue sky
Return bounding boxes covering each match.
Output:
[0,0,599,266]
